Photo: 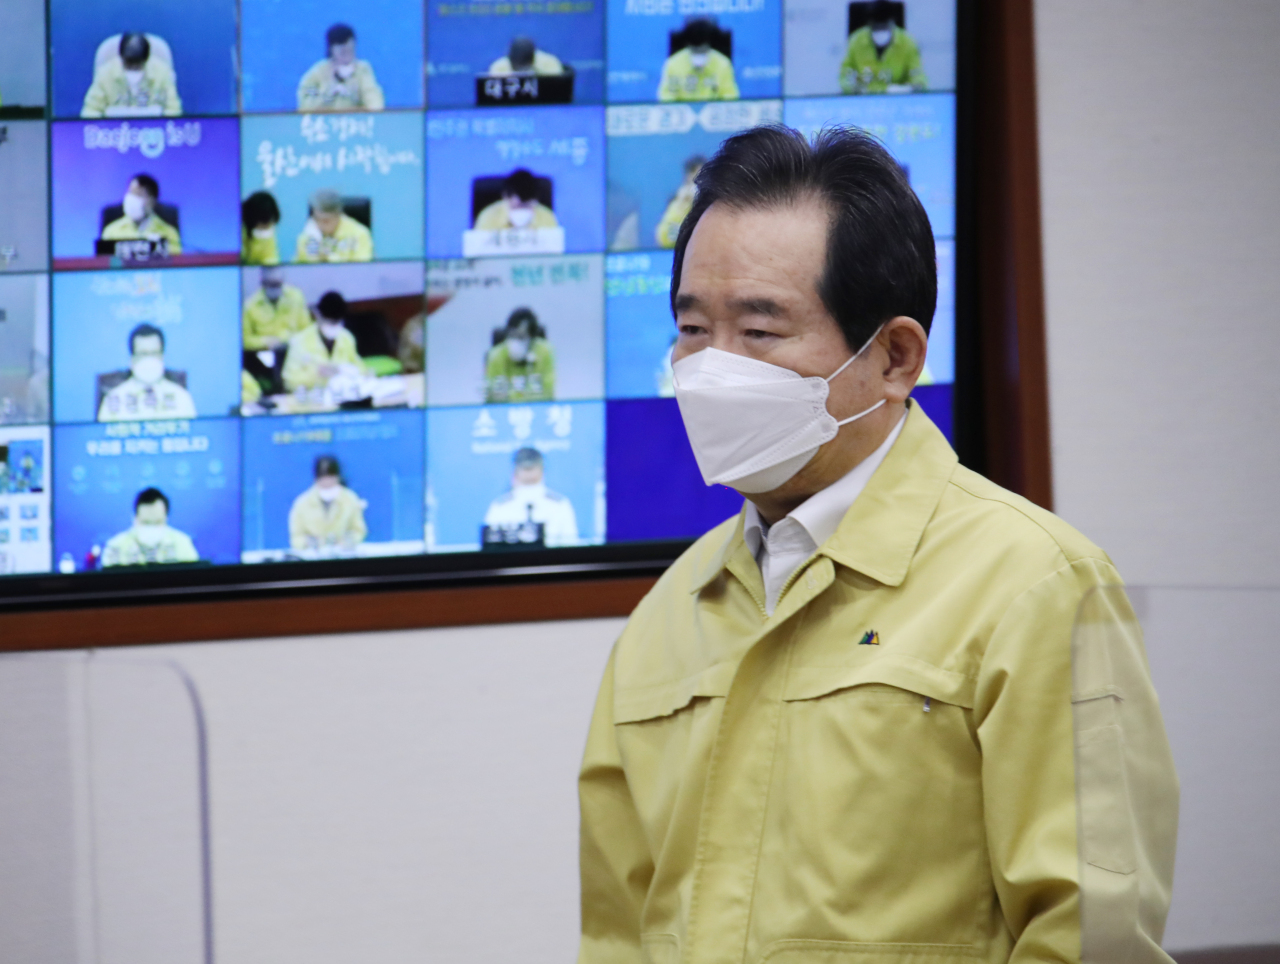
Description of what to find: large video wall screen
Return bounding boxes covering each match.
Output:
[0,0,956,580]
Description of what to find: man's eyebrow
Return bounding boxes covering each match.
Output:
[673,292,701,312]
[728,297,786,317]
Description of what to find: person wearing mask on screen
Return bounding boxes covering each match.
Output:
[242,191,282,266]
[655,154,705,248]
[288,455,368,554]
[81,32,183,118]
[577,126,1178,964]
[484,307,555,403]
[101,174,182,254]
[488,36,566,76]
[282,291,363,393]
[840,0,927,94]
[484,447,578,547]
[297,23,386,113]
[474,169,559,232]
[295,189,374,263]
[101,488,198,567]
[657,17,739,103]
[243,267,311,394]
[99,323,196,422]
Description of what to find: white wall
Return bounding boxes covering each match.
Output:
[1035,0,1280,950]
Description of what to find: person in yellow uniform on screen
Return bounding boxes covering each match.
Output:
[840,0,927,94]
[282,291,364,393]
[295,189,374,263]
[484,447,578,547]
[657,18,738,102]
[288,455,368,553]
[484,307,555,403]
[81,33,183,118]
[99,323,197,422]
[474,169,559,232]
[489,36,566,76]
[101,174,182,254]
[242,191,282,266]
[243,267,311,353]
[297,24,385,112]
[101,488,199,567]
[655,154,705,248]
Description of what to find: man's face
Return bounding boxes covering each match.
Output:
[513,463,543,486]
[503,192,536,214]
[135,501,167,527]
[316,474,341,490]
[127,180,155,216]
[261,269,284,301]
[330,39,357,66]
[313,210,342,236]
[131,333,165,366]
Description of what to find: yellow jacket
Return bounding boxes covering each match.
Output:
[101,213,183,254]
[474,199,559,231]
[579,403,1178,964]
[288,485,368,550]
[242,284,311,350]
[282,323,362,392]
[297,59,385,112]
[81,57,182,117]
[294,215,374,263]
[242,226,281,266]
[657,48,739,102]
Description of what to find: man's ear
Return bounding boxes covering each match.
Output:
[878,316,929,403]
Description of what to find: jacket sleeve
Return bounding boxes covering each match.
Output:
[973,557,1178,964]
[579,646,653,964]
[360,66,385,110]
[81,74,108,118]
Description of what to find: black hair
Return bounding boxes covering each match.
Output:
[508,36,536,70]
[683,17,717,47]
[119,33,150,65]
[135,487,169,512]
[670,125,936,351]
[316,291,347,321]
[242,191,280,230]
[505,306,546,339]
[513,446,543,467]
[326,23,356,51]
[313,455,342,479]
[128,322,165,354]
[131,173,159,200]
[502,168,539,202]
[869,0,896,25]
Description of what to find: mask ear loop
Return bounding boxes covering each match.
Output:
[826,325,887,426]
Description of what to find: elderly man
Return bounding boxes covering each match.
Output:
[578,126,1178,964]
[295,189,373,263]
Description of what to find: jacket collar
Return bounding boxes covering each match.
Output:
[690,401,957,593]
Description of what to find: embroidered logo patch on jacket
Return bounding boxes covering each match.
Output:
[858,630,880,646]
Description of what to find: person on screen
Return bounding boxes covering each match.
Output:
[99,323,197,422]
[100,174,182,254]
[244,268,311,353]
[657,17,739,103]
[485,307,556,403]
[484,447,578,547]
[297,23,386,113]
[242,191,282,266]
[488,36,566,76]
[840,0,927,94]
[282,291,364,393]
[474,169,559,232]
[101,488,199,567]
[397,296,427,374]
[655,154,705,248]
[288,455,369,552]
[295,189,374,263]
[81,32,183,118]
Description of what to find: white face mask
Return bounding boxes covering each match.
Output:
[334,63,356,81]
[131,356,164,385]
[133,523,165,546]
[690,50,710,70]
[507,205,535,228]
[123,193,148,223]
[672,330,885,494]
[124,67,145,88]
[252,225,275,240]
[318,320,343,340]
[317,485,341,503]
[871,27,893,46]
[506,336,531,362]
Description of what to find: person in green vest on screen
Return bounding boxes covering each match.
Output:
[102,488,199,567]
[101,174,182,254]
[484,307,556,403]
[840,0,927,94]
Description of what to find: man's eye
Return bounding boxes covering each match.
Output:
[679,325,706,336]
[744,329,777,339]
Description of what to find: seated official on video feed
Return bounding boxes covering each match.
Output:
[484,446,578,547]
[474,169,559,231]
[242,191,282,266]
[101,487,198,567]
[288,454,368,552]
[485,307,556,403]
[101,174,182,254]
[295,189,374,263]
[489,36,566,76]
[282,291,364,393]
[840,0,927,94]
[81,32,183,118]
[657,17,738,102]
[297,23,386,113]
[98,323,197,422]
[656,154,705,249]
[243,266,311,395]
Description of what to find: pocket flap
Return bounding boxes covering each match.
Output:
[783,654,976,709]
[614,659,738,724]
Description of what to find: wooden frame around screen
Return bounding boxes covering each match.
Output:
[0,0,1051,650]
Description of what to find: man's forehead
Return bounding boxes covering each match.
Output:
[680,202,827,300]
